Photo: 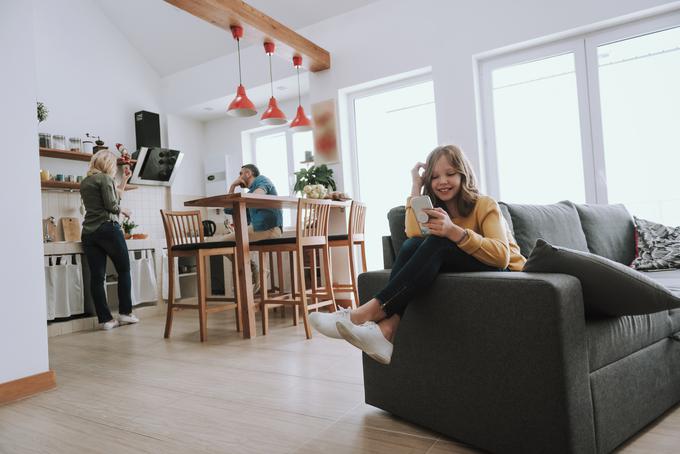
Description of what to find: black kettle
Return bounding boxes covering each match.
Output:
[202,220,216,237]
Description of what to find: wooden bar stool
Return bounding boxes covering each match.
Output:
[160,209,241,342]
[251,198,336,339]
[328,201,367,309]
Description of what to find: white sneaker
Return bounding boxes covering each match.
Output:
[309,308,352,339]
[336,319,393,365]
[118,313,139,325]
[100,319,120,330]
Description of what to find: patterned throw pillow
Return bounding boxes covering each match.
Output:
[631,217,680,270]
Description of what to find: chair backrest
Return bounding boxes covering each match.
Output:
[160,209,204,249]
[295,198,332,247]
[348,201,367,243]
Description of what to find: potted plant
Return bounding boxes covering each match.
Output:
[121,218,138,240]
[293,164,337,198]
[37,102,48,123]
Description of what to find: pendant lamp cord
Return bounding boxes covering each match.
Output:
[269,53,274,97]
[296,65,302,106]
[237,38,243,85]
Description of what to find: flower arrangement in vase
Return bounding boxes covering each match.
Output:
[121,218,138,240]
[293,164,336,198]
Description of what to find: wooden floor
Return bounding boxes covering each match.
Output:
[1,312,679,453]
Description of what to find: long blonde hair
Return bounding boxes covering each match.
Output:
[87,150,117,177]
[422,145,480,217]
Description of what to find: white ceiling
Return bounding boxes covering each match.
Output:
[95,0,381,77]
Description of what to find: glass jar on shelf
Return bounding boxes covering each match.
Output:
[39,133,51,148]
[69,137,82,152]
[52,134,66,150]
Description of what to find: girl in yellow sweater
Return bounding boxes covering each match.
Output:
[310,145,525,364]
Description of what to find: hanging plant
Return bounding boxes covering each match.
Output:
[37,102,49,123]
[293,164,336,196]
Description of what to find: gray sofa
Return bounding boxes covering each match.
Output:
[360,201,680,454]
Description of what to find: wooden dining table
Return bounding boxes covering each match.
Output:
[185,193,350,338]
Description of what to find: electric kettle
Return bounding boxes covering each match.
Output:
[202,220,216,237]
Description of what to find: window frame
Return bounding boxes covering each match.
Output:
[245,126,313,227]
[247,125,312,196]
[477,9,680,205]
[345,72,436,202]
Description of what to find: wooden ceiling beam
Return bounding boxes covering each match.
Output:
[165,0,330,72]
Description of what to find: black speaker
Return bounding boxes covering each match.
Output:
[134,110,160,150]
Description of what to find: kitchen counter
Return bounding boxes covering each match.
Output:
[43,239,162,255]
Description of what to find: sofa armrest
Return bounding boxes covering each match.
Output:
[358,271,596,454]
[382,235,395,269]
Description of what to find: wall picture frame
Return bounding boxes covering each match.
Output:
[311,99,339,164]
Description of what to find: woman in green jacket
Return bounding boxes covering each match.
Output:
[80,151,138,329]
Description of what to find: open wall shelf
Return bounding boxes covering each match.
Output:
[41,181,138,192]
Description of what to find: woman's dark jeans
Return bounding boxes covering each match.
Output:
[376,235,503,318]
[82,221,132,323]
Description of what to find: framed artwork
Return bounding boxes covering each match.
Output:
[311,99,339,164]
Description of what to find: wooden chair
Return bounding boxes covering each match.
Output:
[160,209,240,342]
[250,198,337,339]
[328,201,367,309]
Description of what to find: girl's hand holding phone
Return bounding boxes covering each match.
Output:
[423,208,466,242]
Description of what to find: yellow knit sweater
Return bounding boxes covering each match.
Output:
[405,195,526,271]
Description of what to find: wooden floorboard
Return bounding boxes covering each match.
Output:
[1,312,678,453]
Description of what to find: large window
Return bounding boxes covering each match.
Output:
[350,78,438,271]
[491,53,585,204]
[249,128,314,227]
[597,25,680,226]
[480,12,680,225]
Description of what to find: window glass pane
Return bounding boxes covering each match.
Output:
[292,130,313,166]
[492,53,586,204]
[598,26,680,226]
[254,132,291,226]
[354,81,438,270]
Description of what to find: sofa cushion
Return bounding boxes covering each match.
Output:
[387,206,408,257]
[524,239,680,316]
[575,203,635,265]
[586,312,670,372]
[503,201,588,257]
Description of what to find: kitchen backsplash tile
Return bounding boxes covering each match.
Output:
[41,186,172,241]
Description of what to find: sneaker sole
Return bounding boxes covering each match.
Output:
[336,321,391,365]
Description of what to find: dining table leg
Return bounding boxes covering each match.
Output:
[232,201,256,338]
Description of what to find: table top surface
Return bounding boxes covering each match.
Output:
[184,193,351,209]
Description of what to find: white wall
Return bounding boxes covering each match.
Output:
[167,115,207,197]
[0,0,49,384]
[34,0,164,161]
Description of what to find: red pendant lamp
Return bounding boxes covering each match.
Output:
[260,42,287,125]
[227,25,257,117]
[290,55,312,132]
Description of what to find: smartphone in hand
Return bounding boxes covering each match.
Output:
[410,196,433,234]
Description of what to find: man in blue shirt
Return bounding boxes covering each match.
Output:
[211,164,283,293]
[226,164,283,239]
